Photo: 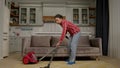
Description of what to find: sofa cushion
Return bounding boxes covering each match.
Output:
[77,47,100,54]
[31,36,51,47]
[25,47,99,55]
[51,36,68,47]
[78,36,90,47]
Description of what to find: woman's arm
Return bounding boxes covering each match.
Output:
[59,22,67,44]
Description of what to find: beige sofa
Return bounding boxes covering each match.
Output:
[22,35,102,60]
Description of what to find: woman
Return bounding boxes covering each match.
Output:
[54,14,80,65]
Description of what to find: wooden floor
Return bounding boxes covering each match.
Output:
[0,52,119,68]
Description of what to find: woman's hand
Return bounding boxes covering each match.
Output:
[56,42,61,47]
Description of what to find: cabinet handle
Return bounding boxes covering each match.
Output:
[3,39,7,40]
[3,32,8,34]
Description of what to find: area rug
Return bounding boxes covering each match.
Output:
[0,53,118,68]
[13,61,116,68]
[0,59,117,68]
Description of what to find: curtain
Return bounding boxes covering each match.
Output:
[96,0,109,56]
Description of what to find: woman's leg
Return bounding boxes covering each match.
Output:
[67,36,72,59]
[69,32,80,62]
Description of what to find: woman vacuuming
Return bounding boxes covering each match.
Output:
[54,14,80,65]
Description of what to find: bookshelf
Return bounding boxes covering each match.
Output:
[10,2,19,26]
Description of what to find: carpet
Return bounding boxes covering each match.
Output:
[0,53,117,68]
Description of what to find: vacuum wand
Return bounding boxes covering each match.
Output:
[40,47,58,68]
[39,46,66,68]
[39,36,69,68]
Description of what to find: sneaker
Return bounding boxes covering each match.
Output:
[65,59,69,62]
[67,61,75,65]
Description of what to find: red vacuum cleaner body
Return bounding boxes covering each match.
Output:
[23,51,38,64]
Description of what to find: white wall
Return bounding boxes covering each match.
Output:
[10,25,95,37]
[43,4,66,16]
[109,0,120,59]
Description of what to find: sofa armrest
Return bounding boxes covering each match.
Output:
[90,38,102,47]
[21,37,31,56]
[90,38,102,55]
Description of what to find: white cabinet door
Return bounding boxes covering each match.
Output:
[9,37,14,53]
[19,7,27,25]
[28,7,43,25]
[66,7,89,25]
[2,37,9,57]
[9,37,22,53]
[0,0,10,59]
[19,6,43,25]
[2,6,10,57]
[81,8,89,25]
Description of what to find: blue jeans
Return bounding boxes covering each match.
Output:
[68,32,80,62]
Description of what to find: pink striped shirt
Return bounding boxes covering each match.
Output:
[59,20,80,43]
